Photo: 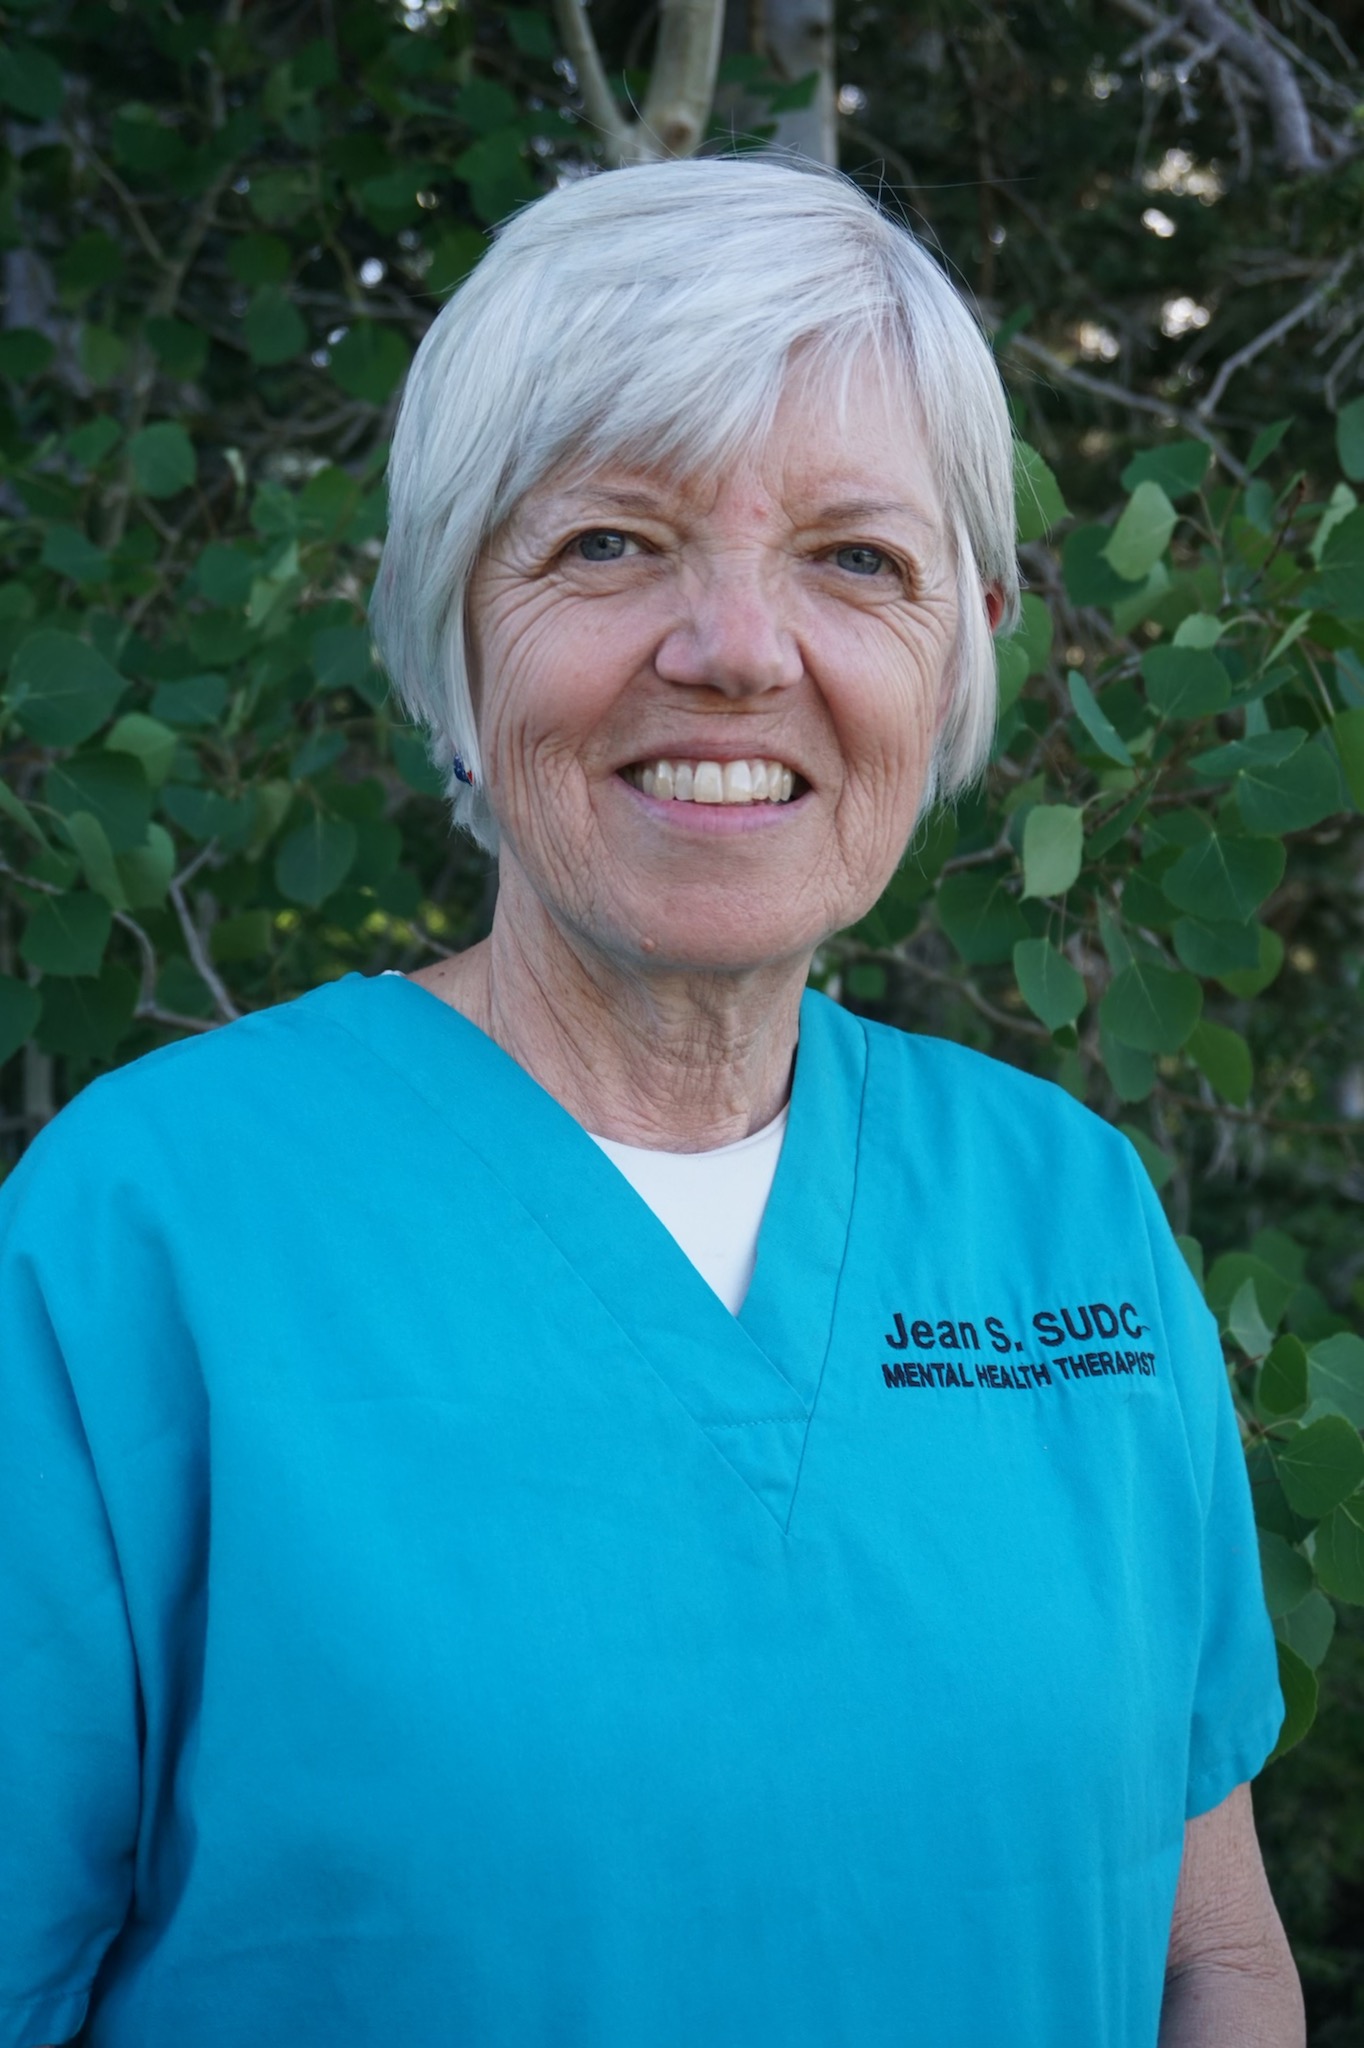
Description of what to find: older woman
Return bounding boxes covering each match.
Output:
[1,160,1298,2048]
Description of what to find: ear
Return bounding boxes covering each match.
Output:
[983,584,1006,633]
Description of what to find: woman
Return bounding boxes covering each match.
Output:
[1,159,1300,2047]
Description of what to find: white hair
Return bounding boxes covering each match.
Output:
[371,155,1019,854]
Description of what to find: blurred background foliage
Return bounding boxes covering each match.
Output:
[0,0,1361,2033]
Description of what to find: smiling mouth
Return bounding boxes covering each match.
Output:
[619,757,804,805]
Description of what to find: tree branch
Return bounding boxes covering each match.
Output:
[552,0,726,163]
[1007,333,1248,481]
[1196,251,1355,416]
[168,864,240,1023]
[1183,0,1330,171]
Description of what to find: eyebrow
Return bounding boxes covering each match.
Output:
[547,486,941,532]
[808,497,940,533]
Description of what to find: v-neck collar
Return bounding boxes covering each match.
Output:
[318,973,868,1532]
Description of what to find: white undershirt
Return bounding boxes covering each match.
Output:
[382,973,787,1314]
[587,1107,789,1315]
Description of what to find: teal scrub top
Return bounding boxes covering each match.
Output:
[0,972,1282,2048]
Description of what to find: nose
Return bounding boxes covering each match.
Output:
[653,561,803,699]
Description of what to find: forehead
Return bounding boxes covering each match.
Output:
[518,344,944,531]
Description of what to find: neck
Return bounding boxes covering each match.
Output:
[410,861,807,1150]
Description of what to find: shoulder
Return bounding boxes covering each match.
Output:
[834,997,1140,1174]
[1,976,369,1227]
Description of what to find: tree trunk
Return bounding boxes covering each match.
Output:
[758,0,837,165]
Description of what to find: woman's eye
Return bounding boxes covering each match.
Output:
[574,530,635,563]
[832,544,889,577]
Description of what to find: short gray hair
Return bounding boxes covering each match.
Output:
[371,156,1019,854]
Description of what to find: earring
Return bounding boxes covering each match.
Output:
[452,752,476,788]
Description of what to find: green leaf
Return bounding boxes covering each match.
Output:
[129,422,197,500]
[1190,730,1304,780]
[1141,645,1231,719]
[1268,1641,1317,1759]
[1021,803,1084,899]
[1099,961,1202,1054]
[1235,742,1342,835]
[1274,1590,1335,1670]
[1062,525,1143,607]
[145,317,207,381]
[7,630,126,746]
[210,908,274,964]
[273,815,358,906]
[1338,396,1364,483]
[505,6,559,58]
[1012,938,1086,1030]
[426,226,488,296]
[57,231,123,300]
[0,774,51,850]
[1013,440,1068,542]
[46,752,152,852]
[1275,1415,1364,1520]
[1067,670,1133,766]
[0,974,42,1067]
[1085,787,1147,860]
[156,955,215,1019]
[1303,507,1364,619]
[1331,707,1364,811]
[1120,440,1210,501]
[1216,922,1283,998]
[1162,833,1286,923]
[329,324,412,403]
[1171,916,1261,976]
[63,810,127,909]
[39,524,111,586]
[77,323,127,386]
[105,714,178,789]
[1307,1334,1364,1430]
[1312,1496,1364,1604]
[160,784,249,846]
[151,674,229,729]
[1257,1335,1310,1421]
[194,542,258,609]
[454,129,539,225]
[34,961,137,1060]
[311,625,373,692]
[1102,481,1177,581]
[0,327,55,381]
[1228,1276,1275,1361]
[249,168,316,226]
[1172,611,1223,649]
[1258,1529,1312,1619]
[228,233,292,286]
[20,889,113,976]
[243,286,307,367]
[1117,1122,1173,1190]
[1186,1019,1252,1106]
[1207,1252,1296,1328]
[1099,1026,1155,1102]
[935,868,1028,965]
[0,40,64,118]
[1247,418,1292,472]
[117,823,176,909]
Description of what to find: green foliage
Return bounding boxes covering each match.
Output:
[1,10,1361,1967]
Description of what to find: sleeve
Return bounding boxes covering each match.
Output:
[1129,1155,1285,1819]
[0,1126,142,2048]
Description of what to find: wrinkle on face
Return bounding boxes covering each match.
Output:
[466,349,972,980]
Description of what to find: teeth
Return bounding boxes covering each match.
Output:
[626,757,798,806]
